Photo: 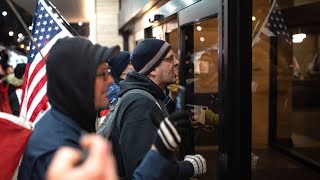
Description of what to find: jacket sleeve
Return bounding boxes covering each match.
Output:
[31,151,54,180]
[119,96,164,178]
[9,91,20,116]
[132,150,176,180]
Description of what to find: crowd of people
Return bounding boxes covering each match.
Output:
[0,48,26,116]
[1,37,207,179]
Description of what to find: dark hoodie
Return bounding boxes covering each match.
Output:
[110,71,169,179]
[18,37,119,180]
[46,37,118,132]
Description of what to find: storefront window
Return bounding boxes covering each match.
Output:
[182,17,219,179]
[252,0,320,178]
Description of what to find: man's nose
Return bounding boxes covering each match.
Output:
[174,57,179,65]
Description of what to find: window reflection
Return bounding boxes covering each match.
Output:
[182,17,219,180]
[252,0,320,177]
[185,19,219,144]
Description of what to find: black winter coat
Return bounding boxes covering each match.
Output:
[110,71,169,179]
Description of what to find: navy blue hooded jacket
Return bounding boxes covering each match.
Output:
[18,37,117,179]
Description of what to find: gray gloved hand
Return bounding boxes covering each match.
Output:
[184,154,207,177]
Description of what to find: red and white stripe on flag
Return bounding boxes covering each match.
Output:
[0,0,73,179]
[19,0,73,123]
[0,113,33,180]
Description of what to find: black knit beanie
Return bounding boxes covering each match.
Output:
[131,38,172,75]
[108,51,130,84]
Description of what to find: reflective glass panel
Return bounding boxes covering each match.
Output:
[252,0,320,178]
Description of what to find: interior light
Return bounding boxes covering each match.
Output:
[78,22,83,26]
[197,26,202,31]
[29,26,33,30]
[20,44,25,49]
[200,37,205,42]
[9,31,14,36]
[2,11,7,16]
[292,33,306,40]
[292,33,306,43]
[18,33,23,38]
[252,16,256,21]
[26,46,30,51]
[292,38,303,43]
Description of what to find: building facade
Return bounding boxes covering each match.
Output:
[117,0,320,179]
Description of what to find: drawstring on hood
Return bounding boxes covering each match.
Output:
[46,37,119,132]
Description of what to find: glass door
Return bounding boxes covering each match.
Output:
[179,18,219,179]
[157,0,253,178]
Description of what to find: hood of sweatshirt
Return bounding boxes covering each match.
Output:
[46,37,119,132]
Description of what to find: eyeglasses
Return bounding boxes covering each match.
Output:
[163,55,174,62]
[96,68,111,81]
[163,55,177,63]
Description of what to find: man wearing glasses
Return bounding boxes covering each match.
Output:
[18,37,119,180]
[109,38,206,179]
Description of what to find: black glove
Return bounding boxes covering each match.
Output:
[153,111,191,160]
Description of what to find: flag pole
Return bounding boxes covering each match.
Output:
[5,0,44,58]
[44,0,79,36]
[252,20,260,37]
[252,0,277,47]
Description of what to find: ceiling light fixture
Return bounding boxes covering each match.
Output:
[292,33,306,43]
[9,31,14,36]
[197,26,202,31]
[78,22,83,26]
[2,11,7,16]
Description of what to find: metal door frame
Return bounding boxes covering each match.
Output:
[218,0,252,179]
[178,0,252,179]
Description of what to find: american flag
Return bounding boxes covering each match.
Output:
[263,2,291,43]
[19,0,73,123]
[0,112,32,179]
[253,0,292,45]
